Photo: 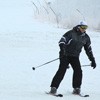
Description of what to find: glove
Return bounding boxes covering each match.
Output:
[91,58,96,69]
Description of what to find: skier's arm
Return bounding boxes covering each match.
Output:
[59,32,72,49]
[58,32,72,56]
[84,37,96,69]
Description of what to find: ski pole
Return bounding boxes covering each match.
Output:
[32,58,59,70]
[82,64,91,67]
[32,57,90,70]
[68,64,91,68]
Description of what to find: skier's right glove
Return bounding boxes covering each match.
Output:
[91,58,96,69]
[59,44,66,57]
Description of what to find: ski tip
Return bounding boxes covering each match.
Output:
[84,95,89,97]
[57,94,63,97]
[79,94,89,97]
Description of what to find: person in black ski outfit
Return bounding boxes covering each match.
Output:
[49,21,96,94]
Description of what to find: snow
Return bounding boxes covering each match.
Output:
[0,0,100,100]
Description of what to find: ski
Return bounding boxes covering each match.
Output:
[45,91,89,97]
[79,94,89,97]
[73,93,89,97]
[45,92,63,97]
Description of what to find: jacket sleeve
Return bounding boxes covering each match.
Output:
[84,36,95,61]
[59,31,72,50]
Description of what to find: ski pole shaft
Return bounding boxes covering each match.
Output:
[32,58,59,70]
[82,64,91,67]
[32,56,91,70]
[68,64,90,68]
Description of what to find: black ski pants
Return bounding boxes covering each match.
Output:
[50,55,82,89]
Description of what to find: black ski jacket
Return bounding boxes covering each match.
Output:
[59,26,94,61]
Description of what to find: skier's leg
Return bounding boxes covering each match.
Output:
[69,57,82,89]
[50,56,69,89]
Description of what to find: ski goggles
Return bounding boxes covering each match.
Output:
[80,25,88,29]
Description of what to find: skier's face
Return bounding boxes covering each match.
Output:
[79,25,88,33]
[80,28,86,33]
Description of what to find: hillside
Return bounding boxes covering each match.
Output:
[32,0,100,30]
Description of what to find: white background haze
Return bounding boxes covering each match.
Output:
[0,0,100,100]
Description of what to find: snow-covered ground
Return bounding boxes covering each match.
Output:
[0,0,100,100]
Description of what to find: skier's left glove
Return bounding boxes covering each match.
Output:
[91,58,96,69]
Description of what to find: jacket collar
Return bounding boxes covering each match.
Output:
[73,25,86,36]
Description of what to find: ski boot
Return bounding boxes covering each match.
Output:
[50,87,57,94]
[73,88,81,94]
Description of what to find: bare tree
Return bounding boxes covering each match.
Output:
[44,0,60,27]
[31,1,39,14]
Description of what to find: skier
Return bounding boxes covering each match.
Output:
[49,21,96,95]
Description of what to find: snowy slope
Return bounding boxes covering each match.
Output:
[0,0,100,100]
